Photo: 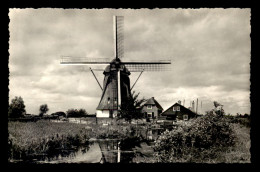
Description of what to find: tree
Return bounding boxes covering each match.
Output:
[51,111,66,117]
[66,108,88,118]
[117,91,146,123]
[8,96,26,118]
[39,104,49,117]
[243,113,250,118]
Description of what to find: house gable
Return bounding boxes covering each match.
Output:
[160,103,197,120]
[142,97,164,119]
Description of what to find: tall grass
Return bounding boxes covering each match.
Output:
[218,123,251,163]
[8,120,147,162]
[8,120,90,161]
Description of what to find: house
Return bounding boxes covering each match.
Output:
[159,102,197,121]
[141,97,163,119]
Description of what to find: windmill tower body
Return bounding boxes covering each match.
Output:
[60,16,171,118]
[96,58,132,118]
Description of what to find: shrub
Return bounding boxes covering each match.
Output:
[153,114,236,163]
[66,108,88,118]
[231,117,250,128]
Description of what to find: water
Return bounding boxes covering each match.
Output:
[36,139,139,164]
[10,140,154,164]
[37,142,102,163]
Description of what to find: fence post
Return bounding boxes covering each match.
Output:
[117,141,121,163]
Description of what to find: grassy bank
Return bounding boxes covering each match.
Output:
[217,123,250,163]
[8,120,145,162]
[8,120,91,161]
[150,120,251,163]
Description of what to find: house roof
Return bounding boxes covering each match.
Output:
[144,97,163,110]
[160,102,197,116]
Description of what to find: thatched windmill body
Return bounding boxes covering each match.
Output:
[61,16,171,118]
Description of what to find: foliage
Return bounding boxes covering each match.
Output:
[231,116,251,128]
[66,108,88,118]
[221,123,251,163]
[39,104,49,117]
[206,101,225,116]
[120,135,141,150]
[213,101,222,108]
[117,91,146,123]
[51,111,66,117]
[153,114,237,163]
[8,96,26,118]
[8,120,146,162]
[8,121,90,161]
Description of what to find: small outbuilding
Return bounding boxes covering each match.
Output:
[159,102,197,121]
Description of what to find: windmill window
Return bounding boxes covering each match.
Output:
[147,105,152,109]
[183,115,188,121]
[114,98,117,105]
[108,98,110,104]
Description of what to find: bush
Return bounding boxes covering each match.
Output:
[153,114,236,163]
[231,117,250,128]
[66,108,88,118]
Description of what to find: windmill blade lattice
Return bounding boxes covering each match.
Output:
[125,64,172,72]
[60,56,111,65]
[123,60,172,72]
[114,16,124,59]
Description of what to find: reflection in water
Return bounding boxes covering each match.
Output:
[36,139,141,163]
[38,142,102,163]
[98,139,119,163]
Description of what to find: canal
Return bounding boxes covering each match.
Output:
[35,139,154,164]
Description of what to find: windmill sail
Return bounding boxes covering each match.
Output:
[124,60,172,71]
[114,16,124,59]
[89,60,172,72]
[60,56,111,65]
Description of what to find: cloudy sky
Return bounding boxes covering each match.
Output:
[9,8,251,115]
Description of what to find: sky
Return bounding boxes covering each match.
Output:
[8,8,251,115]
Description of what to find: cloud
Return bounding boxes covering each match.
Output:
[9,8,251,115]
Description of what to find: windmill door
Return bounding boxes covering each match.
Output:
[109,110,113,118]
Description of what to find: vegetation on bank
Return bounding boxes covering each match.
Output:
[8,121,90,161]
[8,115,250,163]
[8,120,144,162]
[153,114,250,163]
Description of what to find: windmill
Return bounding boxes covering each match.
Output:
[60,16,171,118]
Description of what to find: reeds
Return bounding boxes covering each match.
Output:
[8,120,90,161]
